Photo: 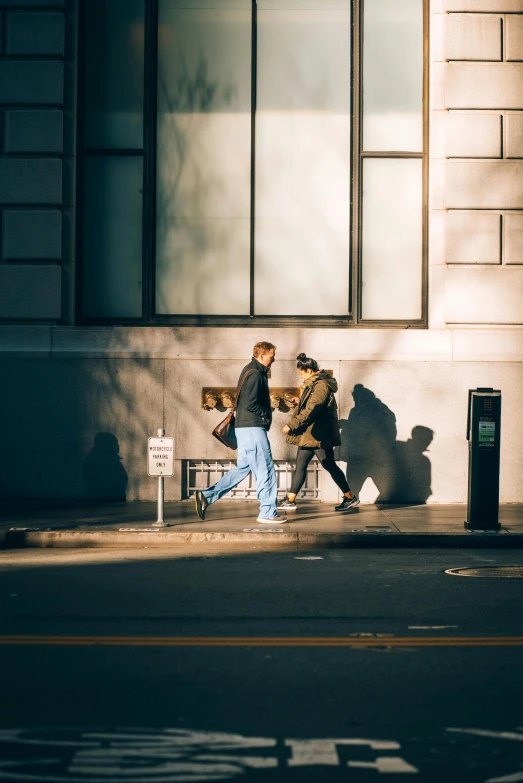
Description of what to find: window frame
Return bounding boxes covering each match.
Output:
[352,0,429,328]
[76,0,428,328]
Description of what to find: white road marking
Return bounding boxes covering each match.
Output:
[295,556,324,560]
[448,728,523,742]
[409,626,458,630]
[198,755,276,769]
[286,738,401,766]
[348,757,419,774]
[0,729,419,781]
[285,739,338,766]
[486,772,523,782]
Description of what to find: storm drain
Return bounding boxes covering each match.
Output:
[445,566,523,578]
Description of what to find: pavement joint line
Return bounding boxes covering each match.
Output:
[1,636,523,647]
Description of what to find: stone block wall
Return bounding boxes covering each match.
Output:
[0,328,521,504]
[0,0,75,323]
[431,0,523,325]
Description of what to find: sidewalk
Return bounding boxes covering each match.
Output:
[1,500,523,550]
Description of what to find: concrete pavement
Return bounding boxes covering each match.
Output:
[1,499,523,549]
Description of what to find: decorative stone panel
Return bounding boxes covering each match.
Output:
[445,112,502,157]
[2,210,62,261]
[5,109,63,154]
[6,12,65,56]
[445,160,523,209]
[503,213,523,263]
[0,265,61,320]
[505,112,523,157]
[446,1,523,10]
[446,211,501,263]
[446,62,523,108]
[0,159,62,205]
[0,60,63,105]
[445,266,523,323]
[505,13,523,60]
[0,0,64,5]
[446,14,502,61]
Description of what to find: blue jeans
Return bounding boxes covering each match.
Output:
[203,427,277,519]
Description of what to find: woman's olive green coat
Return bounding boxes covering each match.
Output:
[285,371,341,449]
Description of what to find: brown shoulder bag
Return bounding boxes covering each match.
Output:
[212,370,255,450]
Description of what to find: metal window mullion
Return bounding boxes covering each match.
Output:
[249,0,257,318]
[143,0,159,323]
[360,151,424,158]
[352,0,362,326]
[83,149,144,156]
[421,0,429,327]
[356,0,428,326]
[75,0,87,324]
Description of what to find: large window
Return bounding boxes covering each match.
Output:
[79,0,427,326]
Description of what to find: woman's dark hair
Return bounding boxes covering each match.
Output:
[296,353,319,372]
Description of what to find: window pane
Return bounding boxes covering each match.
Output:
[363,0,423,152]
[255,1,351,315]
[361,158,422,320]
[84,0,144,149]
[82,157,143,318]
[156,1,251,315]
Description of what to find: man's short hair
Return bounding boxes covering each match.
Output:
[253,341,276,358]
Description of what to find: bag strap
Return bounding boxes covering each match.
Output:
[233,369,257,413]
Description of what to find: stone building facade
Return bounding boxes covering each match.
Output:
[0,0,522,504]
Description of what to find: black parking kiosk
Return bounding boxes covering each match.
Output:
[465,388,502,531]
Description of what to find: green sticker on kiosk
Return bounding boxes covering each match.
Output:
[479,419,495,444]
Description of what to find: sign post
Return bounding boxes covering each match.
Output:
[148,428,175,527]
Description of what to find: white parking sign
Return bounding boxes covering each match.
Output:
[147,437,174,477]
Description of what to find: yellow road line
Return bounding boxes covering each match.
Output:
[1,636,523,647]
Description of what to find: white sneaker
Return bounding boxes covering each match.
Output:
[277,497,297,510]
[256,513,288,524]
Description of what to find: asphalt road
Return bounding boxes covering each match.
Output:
[1,547,523,782]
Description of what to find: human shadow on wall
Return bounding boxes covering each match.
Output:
[339,384,434,504]
[83,432,128,501]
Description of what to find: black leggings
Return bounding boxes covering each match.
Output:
[289,447,351,496]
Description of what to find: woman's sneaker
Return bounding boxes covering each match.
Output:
[335,494,360,512]
[257,513,288,523]
[277,497,297,511]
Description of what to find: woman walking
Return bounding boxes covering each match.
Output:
[278,353,359,512]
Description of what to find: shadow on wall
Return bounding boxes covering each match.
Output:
[83,432,128,501]
[156,52,240,317]
[340,384,434,504]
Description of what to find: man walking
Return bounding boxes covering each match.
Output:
[195,342,287,524]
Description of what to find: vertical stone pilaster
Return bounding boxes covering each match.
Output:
[0,0,77,323]
[441,0,523,324]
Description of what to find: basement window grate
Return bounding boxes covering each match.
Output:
[185,459,321,500]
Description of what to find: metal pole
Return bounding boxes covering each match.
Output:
[157,475,164,524]
[153,428,167,527]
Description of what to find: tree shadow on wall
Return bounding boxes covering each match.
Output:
[83,432,128,501]
[156,52,240,317]
[339,384,434,504]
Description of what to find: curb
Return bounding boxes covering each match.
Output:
[2,529,523,550]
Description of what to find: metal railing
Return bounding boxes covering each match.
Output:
[185,459,321,500]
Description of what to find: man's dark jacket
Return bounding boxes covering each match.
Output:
[235,358,272,430]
